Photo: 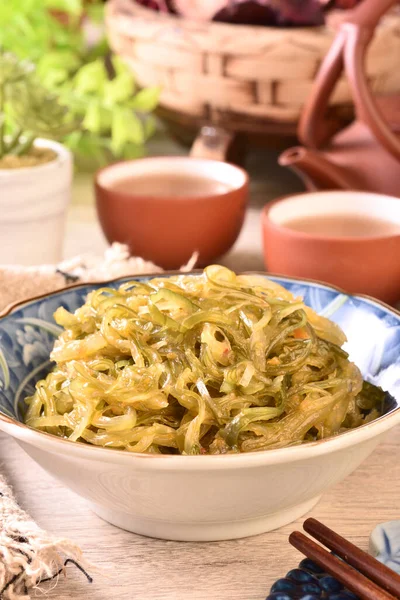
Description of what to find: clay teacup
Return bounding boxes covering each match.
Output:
[95,155,248,270]
[262,191,400,305]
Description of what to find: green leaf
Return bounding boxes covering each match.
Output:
[65,130,107,164]
[0,53,35,86]
[111,55,132,79]
[111,109,129,155]
[111,109,144,155]
[0,0,158,164]
[37,49,80,88]
[86,38,109,63]
[86,3,105,23]
[126,113,144,145]
[98,106,113,132]
[38,50,81,75]
[65,130,82,151]
[45,0,83,16]
[122,142,145,160]
[73,59,107,94]
[1,52,76,145]
[130,87,160,112]
[40,67,69,88]
[5,13,36,38]
[82,100,102,133]
[143,115,157,140]
[103,72,134,104]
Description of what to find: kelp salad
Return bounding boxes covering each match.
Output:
[25,266,385,455]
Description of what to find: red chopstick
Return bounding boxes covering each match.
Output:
[303,518,400,599]
[289,530,397,600]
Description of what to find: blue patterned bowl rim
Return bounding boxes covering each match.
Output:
[2,269,399,320]
[0,270,399,465]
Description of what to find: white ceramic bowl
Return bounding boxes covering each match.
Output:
[0,139,72,266]
[0,274,399,541]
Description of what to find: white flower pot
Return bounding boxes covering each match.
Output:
[0,139,73,266]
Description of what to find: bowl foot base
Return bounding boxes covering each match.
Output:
[88,496,321,541]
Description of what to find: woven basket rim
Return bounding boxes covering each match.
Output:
[107,0,400,130]
[112,0,334,36]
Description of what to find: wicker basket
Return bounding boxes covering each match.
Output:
[106,0,400,137]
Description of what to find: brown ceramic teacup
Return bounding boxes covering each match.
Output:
[262,191,400,304]
[95,149,248,270]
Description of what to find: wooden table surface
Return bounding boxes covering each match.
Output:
[1,428,399,600]
[3,134,400,599]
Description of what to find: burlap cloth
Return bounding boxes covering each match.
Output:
[0,244,196,599]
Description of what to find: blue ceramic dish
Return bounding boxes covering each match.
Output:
[370,520,400,575]
[0,273,399,542]
[266,558,360,599]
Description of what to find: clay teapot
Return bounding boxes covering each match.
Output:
[279,0,400,197]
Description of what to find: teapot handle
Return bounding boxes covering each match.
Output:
[298,0,400,155]
[344,21,400,161]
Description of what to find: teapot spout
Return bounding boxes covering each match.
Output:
[279,146,356,191]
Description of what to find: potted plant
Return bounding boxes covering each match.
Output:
[0,52,74,266]
[0,0,160,169]
[0,0,160,267]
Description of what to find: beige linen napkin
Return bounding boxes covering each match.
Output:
[0,243,168,313]
[0,475,92,599]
